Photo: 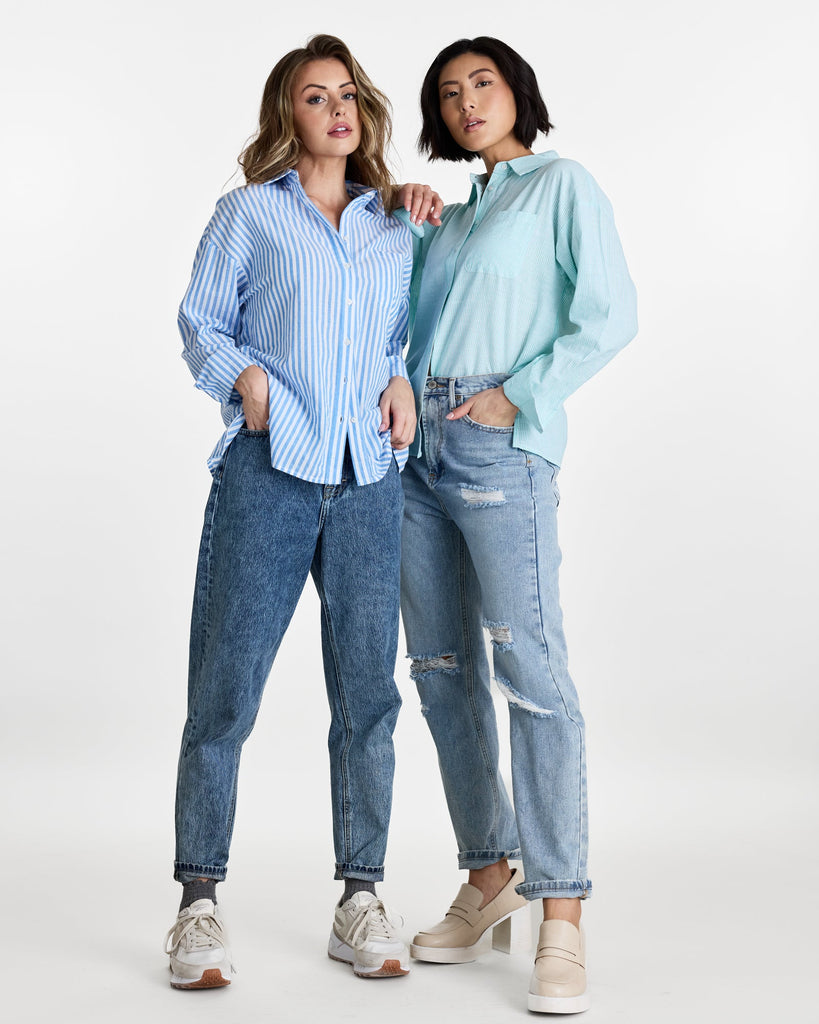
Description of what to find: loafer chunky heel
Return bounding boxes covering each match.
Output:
[411,868,530,963]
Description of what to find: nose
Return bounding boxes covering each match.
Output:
[459,94,475,113]
[332,99,346,117]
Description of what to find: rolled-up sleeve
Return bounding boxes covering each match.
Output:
[178,238,255,406]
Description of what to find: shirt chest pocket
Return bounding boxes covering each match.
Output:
[463,210,538,279]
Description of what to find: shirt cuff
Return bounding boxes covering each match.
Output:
[386,357,410,382]
[502,373,545,433]
[196,346,257,405]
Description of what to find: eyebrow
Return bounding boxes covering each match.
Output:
[439,68,494,88]
[300,80,356,93]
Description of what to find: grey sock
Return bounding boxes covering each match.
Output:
[179,878,217,911]
[341,878,377,905]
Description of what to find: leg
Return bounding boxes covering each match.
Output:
[174,431,320,881]
[311,456,404,881]
[400,454,519,866]
[315,456,410,978]
[440,423,591,901]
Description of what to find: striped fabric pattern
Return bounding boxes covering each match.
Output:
[179,168,413,485]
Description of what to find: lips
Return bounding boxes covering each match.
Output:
[463,118,485,133]
[328,122,353,137]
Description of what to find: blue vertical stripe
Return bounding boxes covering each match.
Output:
[178,169,413,485]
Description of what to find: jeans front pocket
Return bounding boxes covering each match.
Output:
[461,413,514,434]
[463,210,538,278]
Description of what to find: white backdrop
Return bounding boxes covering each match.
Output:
[2,2,817,1022]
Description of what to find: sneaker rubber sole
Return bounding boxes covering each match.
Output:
[327,931,409,978]
[170,966,231,989]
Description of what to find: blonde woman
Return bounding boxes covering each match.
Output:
[165,35,432,989]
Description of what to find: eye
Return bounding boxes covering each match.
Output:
[441,89,458,100]
[306,95,325,105]
[475,79,493,88]
[342,91,357,101]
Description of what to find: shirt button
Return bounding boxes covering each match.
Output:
[344,338,352,346]
[345,262,351,269]
[347,298,353,306]
[351,417,357,424]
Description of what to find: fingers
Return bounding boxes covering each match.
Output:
[427,191,443,226]
[407,184,433,225]
[379,395,391,433]
[388,407,413,448]
[445,398,473,421]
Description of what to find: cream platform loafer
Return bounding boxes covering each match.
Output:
[410,868,529,963]
[528,918,590,1013]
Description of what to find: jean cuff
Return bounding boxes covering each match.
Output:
[457,848,522,869]
[516,879,592,900]
[174,861,228,884]
[335,862,385,882]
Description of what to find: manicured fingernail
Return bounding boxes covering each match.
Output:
[446,413,455,419]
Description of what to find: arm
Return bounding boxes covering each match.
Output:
[501,167,638,432]
[178,229,269,426]
[379,259,416,449]
[178,237,256,405]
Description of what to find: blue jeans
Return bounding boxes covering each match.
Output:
[400,376,591,900]
[174,429,403,883]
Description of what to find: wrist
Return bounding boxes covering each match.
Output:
[235,365,267,397]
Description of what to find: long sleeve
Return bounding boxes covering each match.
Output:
[502,167,638,433]
[384,254,412,380]
[178,237,255,406]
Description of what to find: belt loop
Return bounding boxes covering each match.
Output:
[448,377,457,411]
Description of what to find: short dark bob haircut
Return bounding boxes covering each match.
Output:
[418,37,554,162]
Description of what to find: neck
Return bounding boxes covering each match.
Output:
[480,141,532,178]
[296,153,350,206]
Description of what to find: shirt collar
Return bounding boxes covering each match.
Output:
[469,150,560,190]
[264,167,380,209]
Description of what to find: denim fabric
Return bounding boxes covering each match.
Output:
[175,429,403,883]
[400,376,591,900]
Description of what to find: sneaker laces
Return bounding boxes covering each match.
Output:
[164,906,226,955]
[348,898,402,946]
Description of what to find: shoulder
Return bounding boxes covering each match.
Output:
[531,157,601,197]
[205,182,288,255]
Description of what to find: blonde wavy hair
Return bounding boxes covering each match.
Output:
[239,35,398,209]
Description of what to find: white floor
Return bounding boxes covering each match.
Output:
[6,757,816,1024]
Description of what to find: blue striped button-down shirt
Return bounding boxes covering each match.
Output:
[178,168,413,485]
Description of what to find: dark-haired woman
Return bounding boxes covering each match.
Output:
[398,38,637,1013]
[164,35,434,989]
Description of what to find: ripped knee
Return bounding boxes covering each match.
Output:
[495,675,555,718]
[408,652,459,681]
[483,619,514,652]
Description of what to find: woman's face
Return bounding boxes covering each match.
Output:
[291,58,361,160]
[437,53,518,156]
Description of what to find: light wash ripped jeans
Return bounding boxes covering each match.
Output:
[400,375,591,901]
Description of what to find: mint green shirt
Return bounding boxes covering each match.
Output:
[401,151,638,466]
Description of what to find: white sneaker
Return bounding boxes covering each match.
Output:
[164,898,233,989]
[328,892,410,978]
